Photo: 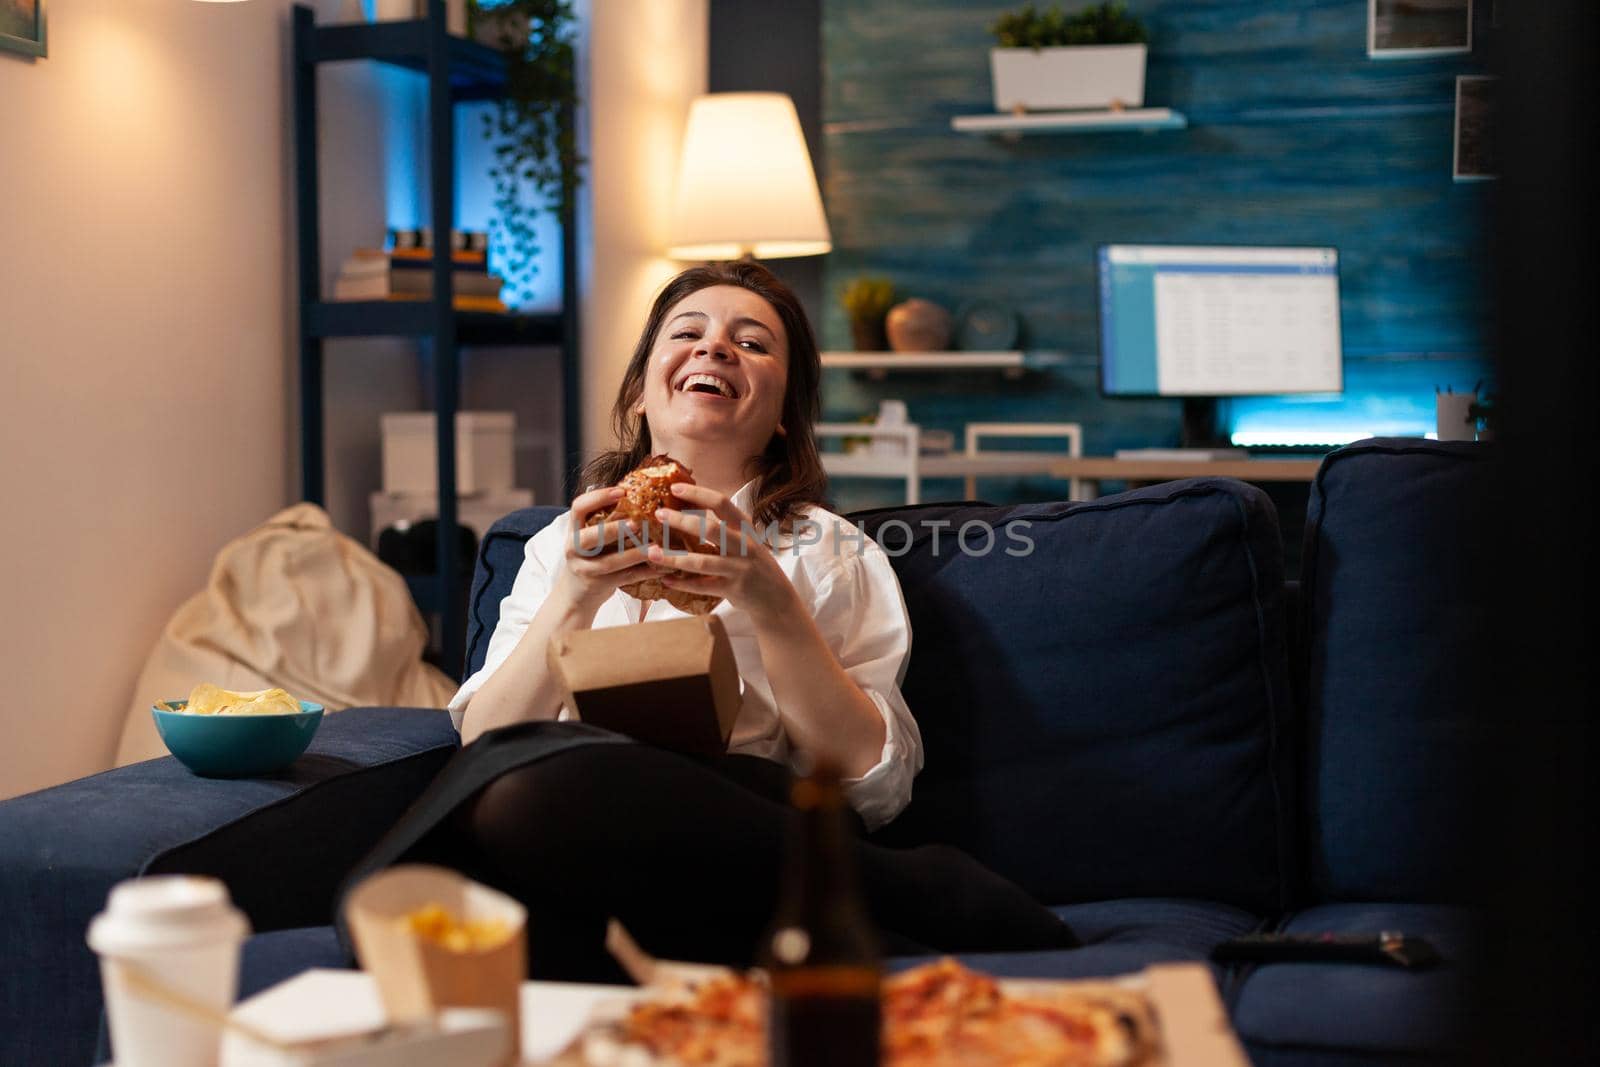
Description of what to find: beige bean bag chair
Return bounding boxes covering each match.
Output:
[115,503,457,766]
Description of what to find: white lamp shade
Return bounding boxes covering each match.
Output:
[667,92,832,261]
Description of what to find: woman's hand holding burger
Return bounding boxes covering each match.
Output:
[550,485,657,617]
[647,482,801,626]
[458,481,652,742]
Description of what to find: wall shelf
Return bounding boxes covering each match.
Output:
[292,1,579,677]
[305,302,565,347]
[307,17,510,100]
[950,108,1187,135]
[821,350,1063,380]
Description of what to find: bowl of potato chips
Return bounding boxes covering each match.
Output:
[152,684,324,777]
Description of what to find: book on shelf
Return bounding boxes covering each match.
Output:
[334,269,505,300]
[349,247,490,269]
[430,294,508,314]
[324,291,510,314]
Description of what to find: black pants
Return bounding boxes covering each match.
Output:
[344,722,1077,982]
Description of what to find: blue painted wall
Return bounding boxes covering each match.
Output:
[819,0,1494,505]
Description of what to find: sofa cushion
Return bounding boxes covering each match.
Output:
[0,706,457,1067]
[1300,439,1498,902]
[856,480,1295,914]
[466,506,565,678]
[1231,903,1483,1060]
[903,944,1214,983]
[926,897,1263,981]
[1053,897,1264,954]
[894,897,1259,982]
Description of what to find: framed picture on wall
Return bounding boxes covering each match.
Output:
[1369,0,1472,59]
[1,0,46,58]
[1453,75,1497,181]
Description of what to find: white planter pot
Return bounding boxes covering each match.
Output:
[989,43,1147,112]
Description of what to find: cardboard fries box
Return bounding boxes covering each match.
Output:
[547,616,741,754]
[344,864,525,1059]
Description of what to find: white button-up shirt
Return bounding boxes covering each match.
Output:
[448,480,924,830]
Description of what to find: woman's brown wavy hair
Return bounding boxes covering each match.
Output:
[578,261,828,529]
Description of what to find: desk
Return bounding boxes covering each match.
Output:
[824,450,1070,480]
[1050,458,1322,499]
[822,451,1321,505]
[822,450,1073,505]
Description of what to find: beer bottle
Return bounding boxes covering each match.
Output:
[763,761,882,1067]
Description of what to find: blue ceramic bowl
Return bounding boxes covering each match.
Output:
[152,700,325,777]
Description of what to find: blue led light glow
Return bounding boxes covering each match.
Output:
[1226,357,1490,446]
[378,65,425,231]
[452,102,564,312]
[379,80,564,311]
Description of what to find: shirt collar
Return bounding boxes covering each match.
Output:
[730,477,760,522]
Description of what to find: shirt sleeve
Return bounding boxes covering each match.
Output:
[807,533,923,831]
[447,513,570,733]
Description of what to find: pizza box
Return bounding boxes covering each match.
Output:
[218,969,510,1067]
[1003,964,1251,1067]
[543,957,1250,1067]
[547,616,741,754]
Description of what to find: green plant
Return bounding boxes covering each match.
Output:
[470,0,584,304]
[1468,391,1497,433]
[991,2,1148,49]
[842,413,878,454]
[841,276,897,321]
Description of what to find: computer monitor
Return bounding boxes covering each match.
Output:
[1097,244,1344,445]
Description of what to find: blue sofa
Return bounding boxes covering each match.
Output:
[0,438,1495,1066]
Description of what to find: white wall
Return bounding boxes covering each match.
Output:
[579,0,708,461]
[0,0,415,800]
[0,0,709,801]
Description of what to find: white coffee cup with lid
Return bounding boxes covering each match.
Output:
[87,876,251,1067]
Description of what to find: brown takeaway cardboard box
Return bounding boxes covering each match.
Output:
[547,615,741,754]
[344,864,524,1064]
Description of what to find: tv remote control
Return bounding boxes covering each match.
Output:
[1211,931,1441,968]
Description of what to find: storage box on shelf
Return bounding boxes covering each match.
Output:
[381,412,516,496]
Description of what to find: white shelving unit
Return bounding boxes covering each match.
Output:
[950,107,1187,134]
[820,350,1063,380]
[815,422,1084,505]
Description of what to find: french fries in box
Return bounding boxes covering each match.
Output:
[344,864,525,1056]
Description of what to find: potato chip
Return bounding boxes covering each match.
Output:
[183,683,302,716]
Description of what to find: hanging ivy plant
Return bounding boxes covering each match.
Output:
[470,0,583,305]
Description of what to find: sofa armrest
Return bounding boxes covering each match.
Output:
[0,706,457,1067]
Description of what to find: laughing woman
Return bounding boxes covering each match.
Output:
[345,261,1075,979]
